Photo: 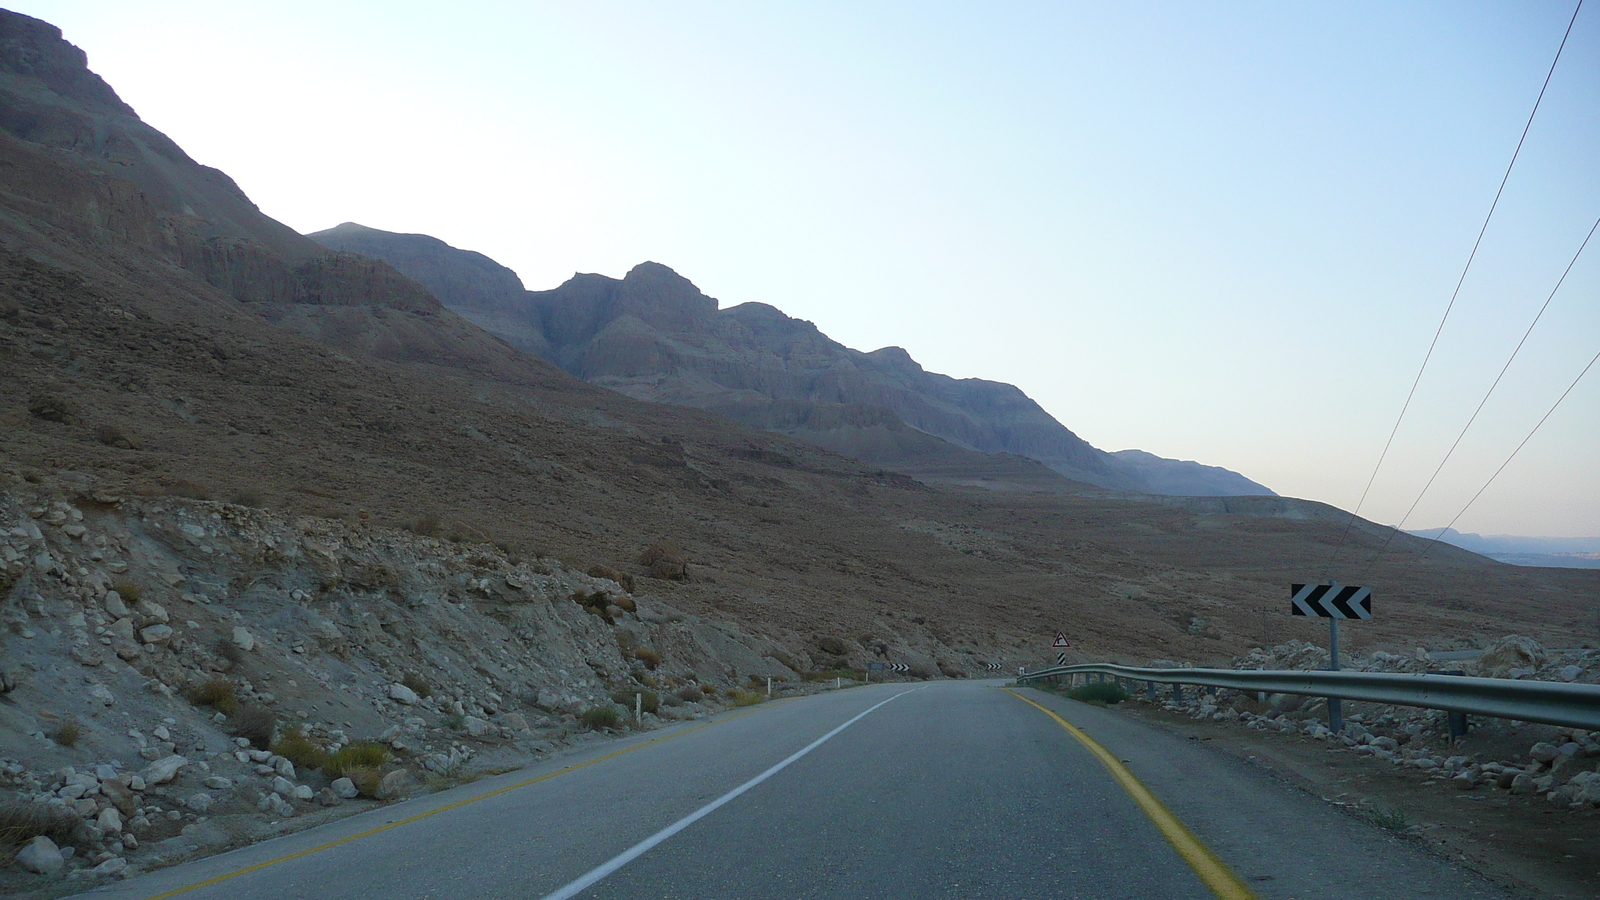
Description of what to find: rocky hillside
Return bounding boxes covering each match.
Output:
[309,224,1275,498]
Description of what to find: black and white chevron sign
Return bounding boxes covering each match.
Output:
[981,663,1002,671]
[888,662,910,673]
[1290,583,1372,619]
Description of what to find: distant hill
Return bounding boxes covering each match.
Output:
[1407,528,1600,569]
[310,223,1276,498]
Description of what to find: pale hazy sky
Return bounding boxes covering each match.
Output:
[16,1,1599,537]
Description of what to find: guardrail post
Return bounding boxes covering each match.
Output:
[1171,683,1183,704]
[1428,670,1470,739]
[1147,681,1157,701]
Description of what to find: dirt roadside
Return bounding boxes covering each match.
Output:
[1115,701,1600,899]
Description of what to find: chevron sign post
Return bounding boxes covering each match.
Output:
[1291,583,1372,619]
[888,662,910,673]
[1291,582,1373,735]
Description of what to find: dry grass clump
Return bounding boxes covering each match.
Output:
[727,689,763,708]
[0,801,79,849]
[404,514,443,538]
[270,727,328,770]
[579,706,621,730]
[571,589,614,623]
[610,689,660,715]
[110,580,142,603]
[639,541,689,581]
[631,647,661,669]
[586,564,635,593]
[675,685,704,703]
[400,672,433,699]
[229,489,266,508]
[50,718,81,748]
[168,479,213,501]
[343,766,385,799]
[188,677,239,715]
[324,742,392,777]
[228,706,279,749]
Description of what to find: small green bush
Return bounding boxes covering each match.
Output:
[110,580,142,603]
[189,677,239,715]
[1068,682,1128,705]
[325,742,393,777]
[1369,806,1409,831]
[271,727,328,770]
[676,686,704,703]
[442,712,466,730]
[727,689,763,708]
[580,706,621,730]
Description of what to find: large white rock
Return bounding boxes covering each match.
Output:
[231,627,256,652]
[388,683,420,705]
[102,591,129,618]
[139,624,174,644]
[97,806,123,834]
[14,835,63,874]
[141,755,187,785]
[331,777,359,799]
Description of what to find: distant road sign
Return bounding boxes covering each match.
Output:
[867,662,886,671]
[888,662,910,673]
[1053,632,1071,648]
[1291,583,1372,619]
[981,662,1002,671]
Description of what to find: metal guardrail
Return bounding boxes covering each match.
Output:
[1017,663,1600,731]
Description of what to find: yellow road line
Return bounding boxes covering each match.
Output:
[1004,688,1258,900]
[139,706,771,900]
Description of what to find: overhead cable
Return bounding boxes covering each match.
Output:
[1324,0,1586,577]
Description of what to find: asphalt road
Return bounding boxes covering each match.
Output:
[76,681,1518,900]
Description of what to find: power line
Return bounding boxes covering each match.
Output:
[1324,0,1586,577]
[1362,215,1600,574]
[1410,346,1600,565]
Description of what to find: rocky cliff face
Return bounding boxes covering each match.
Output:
[307,224,1274,497]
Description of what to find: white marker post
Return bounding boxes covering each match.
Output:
[635,693,642,722]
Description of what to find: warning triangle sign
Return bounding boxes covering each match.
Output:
[1053,632,1070,648]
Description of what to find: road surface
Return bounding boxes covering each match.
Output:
[75,680,1516,900]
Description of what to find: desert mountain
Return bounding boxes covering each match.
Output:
[309,224,1275,497]
[4,6,1596,667]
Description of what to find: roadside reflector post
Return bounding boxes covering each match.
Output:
[766,676,772,699]
[836,676,841,690]
[635,693,642,722]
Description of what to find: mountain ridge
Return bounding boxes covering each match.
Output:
[309,222,1276,497]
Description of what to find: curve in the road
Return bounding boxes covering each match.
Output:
[1004,688,1257,900]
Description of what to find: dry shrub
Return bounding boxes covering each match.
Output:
[610,689,660,715]
[50,718,81,748]
[26,393,78,424]
[639,541,689,581]
[631,647,661,670]
[404,514,443,538]
[168,479,212,501]
[344,766,384,799]
[0,802,79,848]
[325,742,392,777]
[110,580,142,603]
[613,595,637,613]
[586,565,635,593]
[727,689,763,707]
[229,489,266,508]
[270,727,328,770]
[675,685,704,703]
[228,706,278,749]
[579,707,621,730]
[188,677,239,715]
[95,424,139,449]
[400,672,433,699]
